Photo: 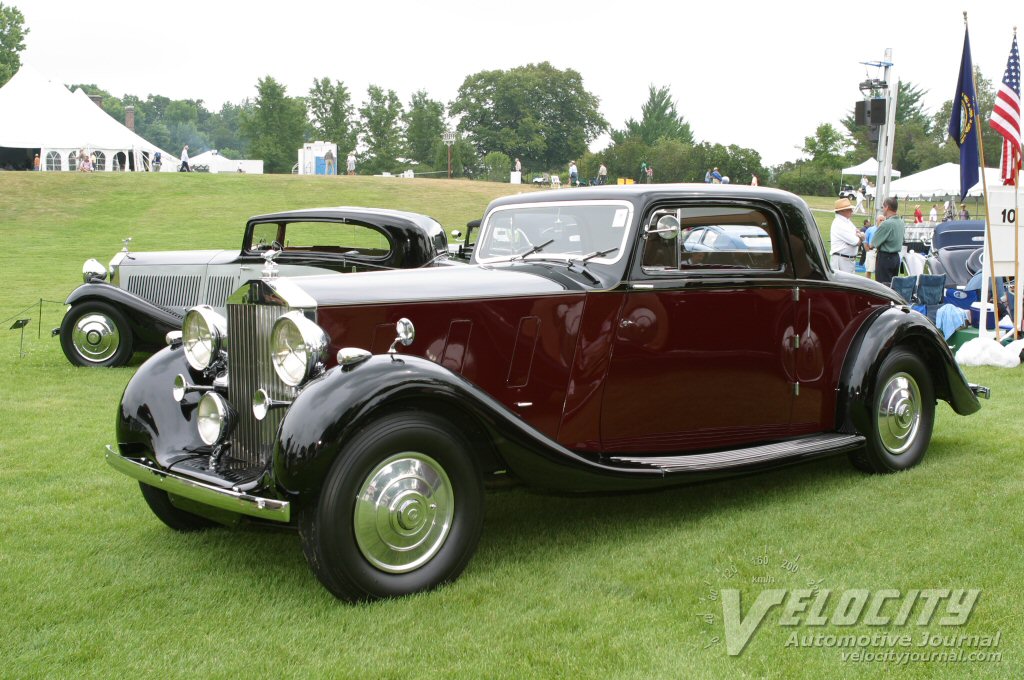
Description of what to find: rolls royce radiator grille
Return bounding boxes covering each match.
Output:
[126,274,201,315]
[226,303,293,468]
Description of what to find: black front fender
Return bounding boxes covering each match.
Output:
[116,345,206,468]
[66,283,181,350]
[837,306,981,436]
[273,354,664,495]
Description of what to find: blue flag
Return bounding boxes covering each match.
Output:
[948,26,981,199]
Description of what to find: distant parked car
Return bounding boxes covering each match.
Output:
[59,207,453,367]
[838,184,859,201]
[106,184,986,601]
[923,220,985,287]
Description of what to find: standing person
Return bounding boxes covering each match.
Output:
[863,218,878,279]
[872,197,906,286]
[646,164,654,183]
[514,157,522,173]
[929,203,938,223]
[750,174,759,186]
[704,168,712,183]
[568,161,579,187]
[944,199,954,221]
[640,160,648,183]
[179,144,191,172]
[959,203,970,220]
[347,153,356,175]
[860,175,868,195]
[597,162,607,185]
[829,198,863,273]
[711,167,723,183]
[913,204,923,223]
[33,153,40,171]
[854,187,866,214]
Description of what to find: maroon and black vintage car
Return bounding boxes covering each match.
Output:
[106,185,986,601]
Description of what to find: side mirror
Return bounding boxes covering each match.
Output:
[646,214,680,241]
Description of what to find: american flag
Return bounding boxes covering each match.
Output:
[991,34,1021,185]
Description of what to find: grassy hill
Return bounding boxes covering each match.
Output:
[0,174,1019,678]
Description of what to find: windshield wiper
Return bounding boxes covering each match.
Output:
[510,239,555,261]
[567,247,617,285]
[580,247,618,262]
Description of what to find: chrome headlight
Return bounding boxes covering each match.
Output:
[197,393,234,446]
[182,305,227,370]
[83,258,107,283]
[270,311,328,387]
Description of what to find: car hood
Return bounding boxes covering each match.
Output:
[282,263,585,307]
[117,250,238,267]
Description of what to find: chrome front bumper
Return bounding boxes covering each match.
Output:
[105,446,291,522]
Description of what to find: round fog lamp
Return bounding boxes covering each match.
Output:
[197,393,234,446]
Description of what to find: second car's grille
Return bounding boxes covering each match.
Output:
[226,303,293,468]
[205,276,235,308]
[126,274,201,315]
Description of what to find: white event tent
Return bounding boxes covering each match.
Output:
[886,162,999,199]
[841,157,902,179]
[0,64,174,172]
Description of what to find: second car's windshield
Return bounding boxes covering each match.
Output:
[474,201,632,264]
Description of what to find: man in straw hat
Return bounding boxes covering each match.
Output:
[829,197,863,273]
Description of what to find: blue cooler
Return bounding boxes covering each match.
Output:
[945,288,979,310]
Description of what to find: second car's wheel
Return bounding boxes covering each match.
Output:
[299,412,484,601]
[59,301,134,367]
[850,349,935,473]
[138,483,218,532]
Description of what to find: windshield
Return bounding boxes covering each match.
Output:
[474,201,633,264]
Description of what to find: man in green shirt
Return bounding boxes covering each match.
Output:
[871,197,906,285]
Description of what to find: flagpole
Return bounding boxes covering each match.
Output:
[967,13,1003,342]
[1015,28,1022,341]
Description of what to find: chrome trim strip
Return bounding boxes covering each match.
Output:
[105,446,290,522]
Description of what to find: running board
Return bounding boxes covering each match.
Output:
[608,433,864,474]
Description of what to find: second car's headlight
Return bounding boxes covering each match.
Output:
[182,305,227,370]
[270,311,328,386]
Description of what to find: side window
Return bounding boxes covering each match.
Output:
[280,221,392,258]
[642,206,781,272]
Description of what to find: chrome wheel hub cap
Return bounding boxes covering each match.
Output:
[353,453,454,573]
[71,313,119,362]
[877,372,921,455]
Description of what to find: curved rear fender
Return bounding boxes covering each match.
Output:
[66,283,181,349]
[837,306,981,435]
[272,354,664,495]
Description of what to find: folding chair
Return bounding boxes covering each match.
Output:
[890,276,917,305]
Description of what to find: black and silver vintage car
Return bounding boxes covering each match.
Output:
[105,185,987,601]
[59,207,452,366]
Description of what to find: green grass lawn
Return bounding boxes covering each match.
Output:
[0,174,1020,678]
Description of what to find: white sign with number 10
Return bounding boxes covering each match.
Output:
[985,187,1024,277]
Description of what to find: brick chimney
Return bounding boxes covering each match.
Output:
[88,94,103,108]
[125,105,135,131]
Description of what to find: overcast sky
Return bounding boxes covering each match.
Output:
[11,0,1024,166]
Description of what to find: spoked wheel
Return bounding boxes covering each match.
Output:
[300,412,484,601]
[60,301,134,367]
[850,349,935,473]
